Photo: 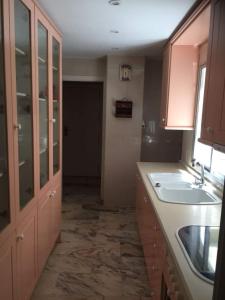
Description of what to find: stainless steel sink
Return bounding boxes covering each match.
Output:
[147,172,221,205]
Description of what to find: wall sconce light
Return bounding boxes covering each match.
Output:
[120,64,132,81]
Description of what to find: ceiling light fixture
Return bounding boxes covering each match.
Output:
[108,0,121,6]
[110,30,119,34]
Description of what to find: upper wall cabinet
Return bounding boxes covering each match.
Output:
[11,0,37,214]
[52,38,60,175]
[200,0,225,147]
[0,0,15,241]
[160,1,211,130]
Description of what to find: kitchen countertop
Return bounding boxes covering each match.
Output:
[137,162,222,300]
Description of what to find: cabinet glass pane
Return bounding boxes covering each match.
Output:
[38,22,49,188]
[52,39,59,174]
[14,0,34,208]
[0,1,10,231]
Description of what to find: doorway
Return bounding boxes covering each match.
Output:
[63,81,103,193]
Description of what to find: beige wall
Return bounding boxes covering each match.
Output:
[63,57,106,81]
[101,56,145,208]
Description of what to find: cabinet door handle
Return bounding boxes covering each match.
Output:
[14,123,21,130]
[16,233,24,241]
[144,197,147,203]
[162,118,166,124]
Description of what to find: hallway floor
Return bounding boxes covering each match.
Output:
[31,186,151,300]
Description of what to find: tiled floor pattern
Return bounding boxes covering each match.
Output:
[31,186,151,300]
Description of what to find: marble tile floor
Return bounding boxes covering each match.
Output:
[31,185,151,300]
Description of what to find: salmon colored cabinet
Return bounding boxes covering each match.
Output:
[136,173,166,300]
[51,182,62,247]
[0,237,16,300]
[161,44,198,129]
[200,0,225,146]
[16,211,37,300]
[160,0,211,130]
[0,0,62,299]
[37,192,52,274]
[136,173,188,300]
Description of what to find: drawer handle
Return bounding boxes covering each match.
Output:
[14,124,22,130]
[50,191,56,199]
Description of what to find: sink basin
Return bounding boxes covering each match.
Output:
[147,172,221,205]
[157,188,221,204]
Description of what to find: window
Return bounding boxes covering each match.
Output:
[193,66,225,183]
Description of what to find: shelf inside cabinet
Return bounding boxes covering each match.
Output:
[16,47,27,56]
[53,142,58,147]
[38,56,46,64]
[53,99,58,103]
[39,97,47,102]
[19,160,26,167]
[40,148,48,155]
[52,66,58,71]
[17,92,27,97]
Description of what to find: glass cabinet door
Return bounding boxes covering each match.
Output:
[0,1,10,231]
[52,38,60,175]
[38,22,49,188]
[14,0,34,208]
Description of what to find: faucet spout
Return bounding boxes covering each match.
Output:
[196,162,205,186]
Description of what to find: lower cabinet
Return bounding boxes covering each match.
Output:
[0,236,16,300]
[136,174,187,300]
[51,182,62,247]
[37,192,53,274]
[37,181,62,276]
[0,180,62,300]
[136,175,166,299]
[162,250,188,300]
[16,211,38,300]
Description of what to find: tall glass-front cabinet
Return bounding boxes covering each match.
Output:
[0,0,62,299]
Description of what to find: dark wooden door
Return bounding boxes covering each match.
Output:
[63,81,103,181]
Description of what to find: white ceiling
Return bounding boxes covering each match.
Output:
[37,0,197,59]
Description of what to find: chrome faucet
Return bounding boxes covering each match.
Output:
[191,159,205,187]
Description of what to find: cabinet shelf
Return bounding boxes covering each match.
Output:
[17,92,27,97]
[52,66,58,71]
[16,47,26,56]
[19,160,26,167]
[40,148,48,155]
[53,99,58,103]
[39,97,47,102]
[53,142,58,147]
[38,56,46,64]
